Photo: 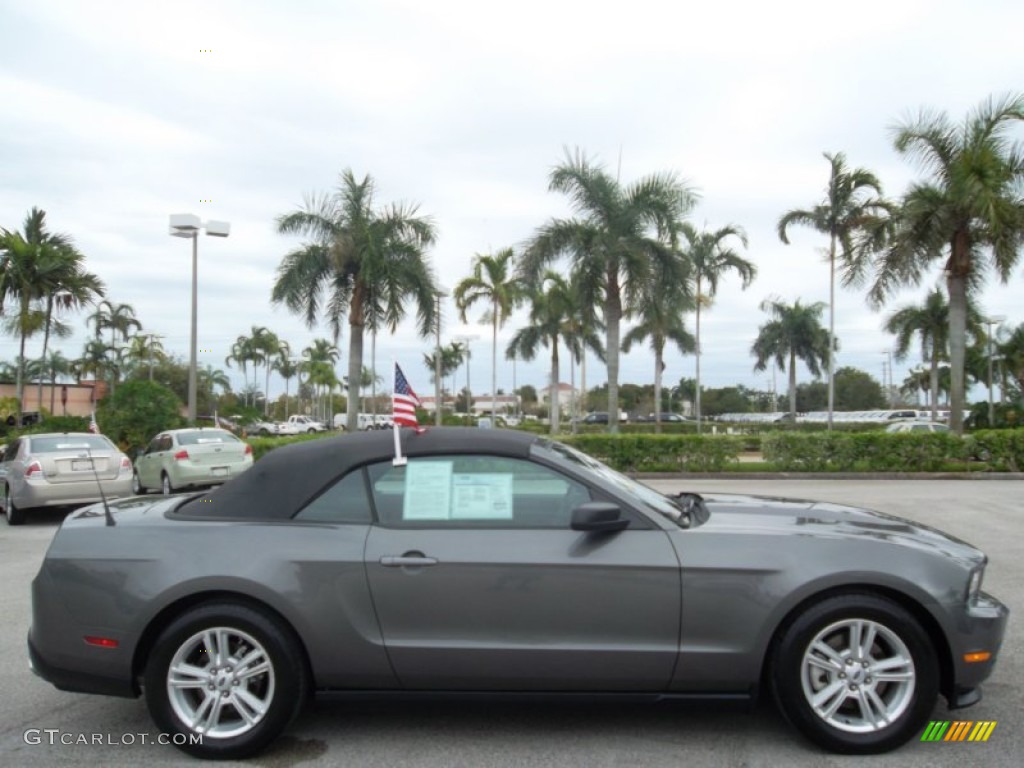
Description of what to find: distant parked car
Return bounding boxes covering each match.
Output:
[287,415,327,433]
[885,420,951,434]
[132,428,253,496]
[1,432,133,525]
[580,412,610,424]
[274,422,300,436]
[242,420,279,437]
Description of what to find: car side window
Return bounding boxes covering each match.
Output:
[3,440,20,462]
[294,469,373,524]
[366,455,593,529]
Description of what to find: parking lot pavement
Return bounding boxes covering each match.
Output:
[1,480,1020,767]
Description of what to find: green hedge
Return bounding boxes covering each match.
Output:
[560,434,744,472]
[761,431,974,472]
[242,427,1023,474]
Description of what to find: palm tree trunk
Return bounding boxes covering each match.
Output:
[550,337,560,435]
[929,350,940,422]
[654,342,664,434]
[37,295,55,420]
[606,273,622,434]
[347,323,364,433]
[788,350,798,420]
[827,232,836,432]
[371,328,377,418]
[947,269,968,434]
[491,299,498,424]
[15,295,29,422]
[695,277,702,434]
[580,352,587,419]
[264,364,271,416]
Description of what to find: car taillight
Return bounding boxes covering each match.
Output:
[25,460,42,477]
[174,450,189,461]
[244,444,252,455]
[120,456,132,471]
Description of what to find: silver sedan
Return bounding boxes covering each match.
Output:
[1,432,133,525]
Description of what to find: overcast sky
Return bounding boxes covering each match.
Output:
[2,0,1022,406]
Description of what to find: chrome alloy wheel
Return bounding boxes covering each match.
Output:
[166,627,276,739]
[800,618,916,733]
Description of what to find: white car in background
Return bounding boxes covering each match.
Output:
[885,420,951,434]
[275,422,300,436]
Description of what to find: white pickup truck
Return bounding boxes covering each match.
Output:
[286,415,328,433]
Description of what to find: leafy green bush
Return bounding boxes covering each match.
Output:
[246,430,337,460]
[967,429,1024,471]
[96,380,186,454]
[762,431,971,472]
[562,434,743,472]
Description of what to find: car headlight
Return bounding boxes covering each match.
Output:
[966,564,985,602]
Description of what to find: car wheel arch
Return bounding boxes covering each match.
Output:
[131,590,315,697]
[758,584,954,706]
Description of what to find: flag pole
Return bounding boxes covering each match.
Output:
[392,359,406,466]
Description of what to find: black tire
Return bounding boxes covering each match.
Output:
[132,471,147,495]
[161,473,174,496]
[307,428,315,434]
[143,602,309,759]
[5,487,26,525]
[771,593,938,754]
[258,428,269,436]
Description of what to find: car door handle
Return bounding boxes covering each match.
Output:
[379,555,438,567]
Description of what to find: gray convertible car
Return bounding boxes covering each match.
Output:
[29,428,1007,759]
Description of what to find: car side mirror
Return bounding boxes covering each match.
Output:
[571,501,629,532]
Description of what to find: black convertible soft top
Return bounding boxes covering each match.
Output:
[177,427,539,520]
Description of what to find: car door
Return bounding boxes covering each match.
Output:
[137,435,167,487]
[363,454,682,692]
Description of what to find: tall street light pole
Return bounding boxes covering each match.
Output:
[985,315,1006,426]
[169,214,230,424]
[434,288,448,426]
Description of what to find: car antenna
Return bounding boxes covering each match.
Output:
[85,444,116,527]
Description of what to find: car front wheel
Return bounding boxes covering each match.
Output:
[143,602,309,759]
[771,593,938,754]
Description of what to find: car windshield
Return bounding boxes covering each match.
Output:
[531,438,685,525]
[29,435,113,453]
[177,430,239,445]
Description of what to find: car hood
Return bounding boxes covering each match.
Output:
[697,492,984,568]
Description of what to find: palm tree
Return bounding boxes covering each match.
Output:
[249,326,282,415]
[87,300,141,396]
[453,248,524,422]
[506,272,579,434]
[682,223,755,432]
[560,272,605,432]
[870,94,1024,433]
[273,169,438,431]
[1,208,103,421]
[884,288,982,421]
[272,347,299,418]
[225,335,257,407]
[74,339,116,389]
[123,333,166,380]
[303,338,341,423]
[42,350,73,414]
[519,149,697,433]
[997,323,1024,400]
[751,298,831,422]
[621,265,696,433]
[778,152,891,430]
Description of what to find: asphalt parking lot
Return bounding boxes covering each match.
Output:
[0,478,1019,767]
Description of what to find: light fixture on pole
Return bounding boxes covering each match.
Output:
[984,315,1006,426]
[454,334,479,424]
[169,214,230,424]
[434,288,448,426]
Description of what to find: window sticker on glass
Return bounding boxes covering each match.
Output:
[451,473,513,519]
[402,460,453,520]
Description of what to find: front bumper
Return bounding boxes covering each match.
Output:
[944,591,1009,707]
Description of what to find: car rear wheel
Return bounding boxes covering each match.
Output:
[4,487,26,525]
[771,593,937,754]
[307,428,315,434]
[132,471,147,495]
[161,473,174,496]
[258,428,269,436]
[143,602,309,759]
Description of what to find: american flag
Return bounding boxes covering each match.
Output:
[89,410,100,434]
[393,363,422,430]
